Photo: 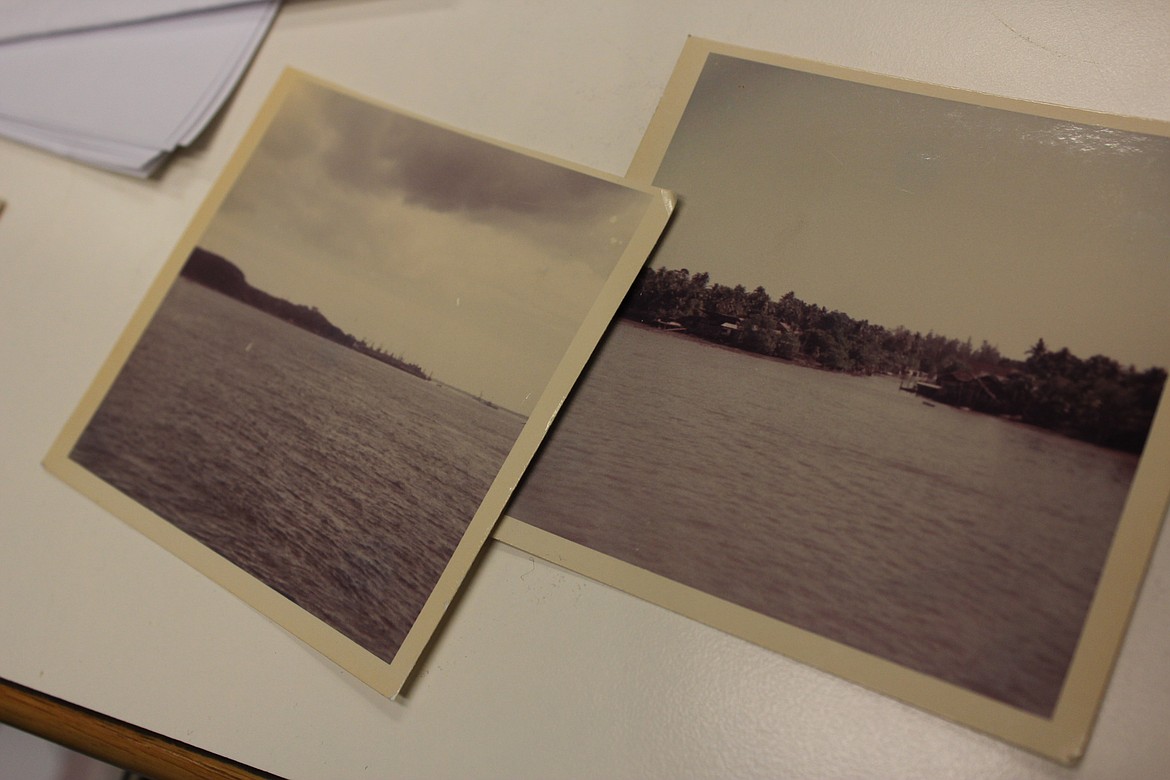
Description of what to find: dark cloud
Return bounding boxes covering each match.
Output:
[282,80,637,227]
[231,79,647,280]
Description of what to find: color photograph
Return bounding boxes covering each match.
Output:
[501,39,1170,759]
[46,70,673,696]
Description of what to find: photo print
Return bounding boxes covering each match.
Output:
[46,70,674,697]
[498,38,1170,761]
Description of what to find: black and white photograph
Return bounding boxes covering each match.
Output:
[501,39,1170,758]
[45,70,673,696]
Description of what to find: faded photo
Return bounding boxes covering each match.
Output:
[507,44,1170,726]
[49,72,670,693]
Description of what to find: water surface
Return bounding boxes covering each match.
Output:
[73,278,526,662]
[509,321,1138,715]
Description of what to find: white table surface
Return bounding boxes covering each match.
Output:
[2,2,1168,777]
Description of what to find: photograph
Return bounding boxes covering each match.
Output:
[500,39,1170,759]
[45,70,673,696]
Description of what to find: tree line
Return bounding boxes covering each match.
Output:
[621,265,1165,453]
[181,247,431,381]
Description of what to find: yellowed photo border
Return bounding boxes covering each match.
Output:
[495,37,1170,762]
[44,68,674,698]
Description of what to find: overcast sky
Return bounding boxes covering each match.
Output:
[198,77,653,415]
[649,53,1170,369]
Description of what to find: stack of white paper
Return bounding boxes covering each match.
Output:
[0,1,279,176]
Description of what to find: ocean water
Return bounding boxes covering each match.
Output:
[72,278,526,663]
[508,320,1140,715]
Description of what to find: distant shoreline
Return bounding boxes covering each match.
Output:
[180,247,431,382]
[616,317,1160,455]
[621,317,826,371]
[434,379,527,421]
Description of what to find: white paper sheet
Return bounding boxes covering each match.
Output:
[0,1,277,175]
[0,115,163,174]
[0,0,254,43]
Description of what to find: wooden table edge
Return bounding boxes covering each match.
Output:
[0,677,279,780]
